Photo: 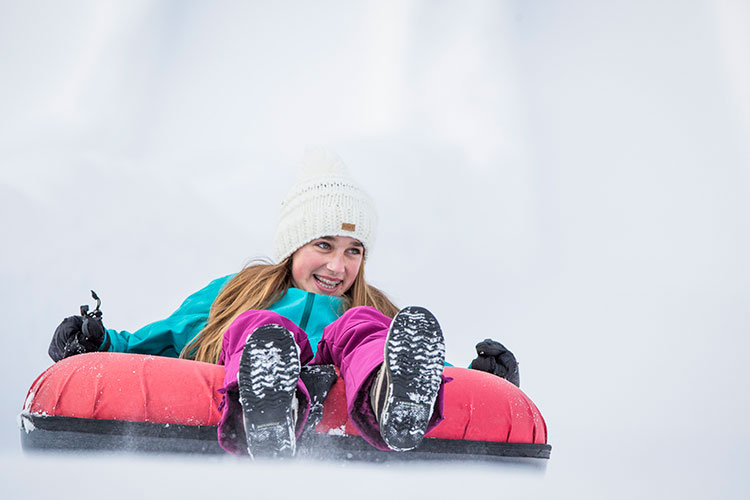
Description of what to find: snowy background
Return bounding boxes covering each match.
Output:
[1,0,749,497]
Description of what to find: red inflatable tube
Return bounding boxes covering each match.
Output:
[21,352,549,458]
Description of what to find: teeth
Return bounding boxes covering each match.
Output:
[314,275,341,288]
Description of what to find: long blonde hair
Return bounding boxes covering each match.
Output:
[180,256,399,364]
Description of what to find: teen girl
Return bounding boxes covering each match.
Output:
[49,149,448,458]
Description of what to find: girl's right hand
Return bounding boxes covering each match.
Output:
[48,314,106,362]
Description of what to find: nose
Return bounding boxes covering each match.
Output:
[326,251,346,275]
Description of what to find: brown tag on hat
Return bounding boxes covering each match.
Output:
[341,223,356,231]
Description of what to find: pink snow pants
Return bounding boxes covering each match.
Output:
[215,306,447,454]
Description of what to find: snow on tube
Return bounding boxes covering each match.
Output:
[19,352,550,462]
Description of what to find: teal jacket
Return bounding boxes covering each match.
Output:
[103,275,344,358]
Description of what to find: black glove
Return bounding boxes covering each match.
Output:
[48,291,109,362]
[469,338,520,387]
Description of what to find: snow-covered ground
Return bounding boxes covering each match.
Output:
[2,440,746,498]
[2,1,749,497]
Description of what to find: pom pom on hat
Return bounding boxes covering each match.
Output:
[295,148,349,182]
[274,148,377,263]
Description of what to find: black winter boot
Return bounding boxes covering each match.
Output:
[370,306,445,451]
[238,324,301,459]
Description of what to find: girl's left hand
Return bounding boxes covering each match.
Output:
[469,338,520,387]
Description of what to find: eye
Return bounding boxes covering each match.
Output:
[314,241,331,250]
[347,247,362,255]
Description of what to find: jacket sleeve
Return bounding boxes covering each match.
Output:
[102,275,234,358]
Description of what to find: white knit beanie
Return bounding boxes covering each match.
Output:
[274,149,377,263]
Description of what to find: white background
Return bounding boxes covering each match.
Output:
[1,0,748,497]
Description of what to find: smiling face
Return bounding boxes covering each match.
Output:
[290,236,364,296]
